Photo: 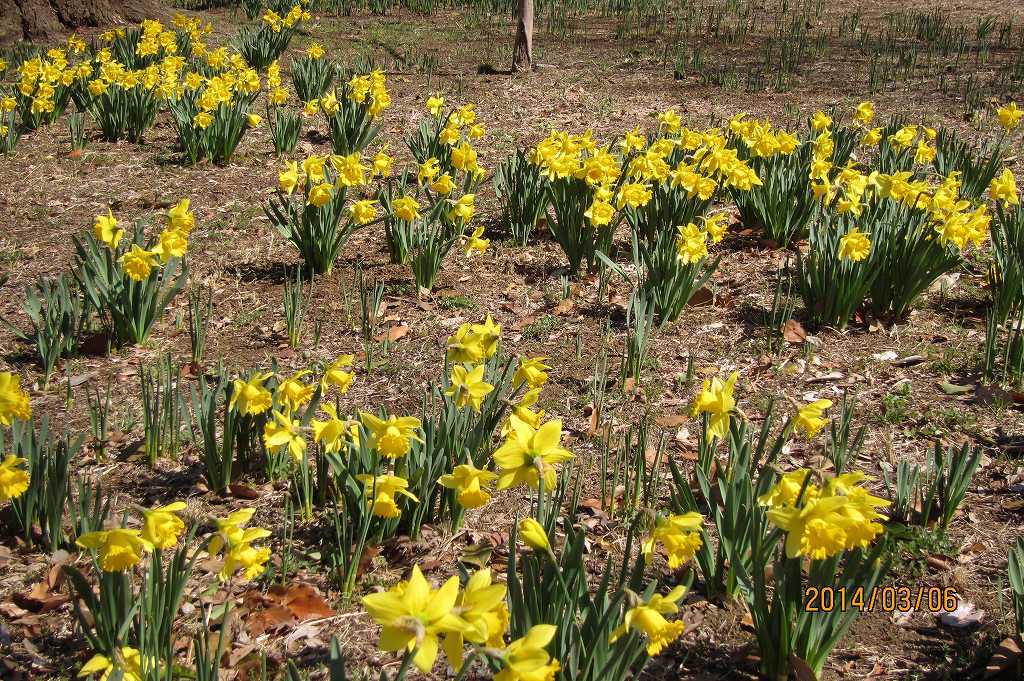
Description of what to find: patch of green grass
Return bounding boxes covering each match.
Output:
[235,307,265,327]
[522,314,563,339]
[884,524,954,579]
[438,295,477,311]
[879,383,912,425]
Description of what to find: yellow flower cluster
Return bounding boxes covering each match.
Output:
[95,199,193,282]
[262,3,309,33]
[729,114,800,158]
[363,564,556,678]
[278,152,391,213]
[531,118,761,231]
[76,502,188,571]
[306,70,391,119]
[207,508,273,581]
[760,470,889,560]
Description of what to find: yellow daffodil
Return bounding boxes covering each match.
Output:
[77,528,152,571]
[471,315,501,357]
[93,209,123,249]
[362,564,473,673]
[425,94,445,117]
[0,372,32,426]
[494,415,574,490]
[438,464,498,508]
[119,244,160,282]
[494,625,561,681]
[854,100,875,125]
[359,412,422,458]
[322,355,355,394]
[441,568,508,670]
[990,168,1019,206]
[609,585,688,656]
[279,160,299,194]
[463,225,489,256]
[78,647,144,681]
[276,371,315,412]
[350,199,378,224]
[513,356,550,389]
[795,399,832,439]
[641,513,703,569]
[140,502,187,549]
[997,102,1022,131]
[308,182,334,208]
[263,410,306,462]
[229,371,273,416]
[518,517,550,551]
[838,229,871,262]
[764,473,889,560]
[311,403,348,454]
[392,195,421,222]
[153,228,187,262]
[447,323,486,363]
[0,455,29,502]
[810,110,832,131]
[207,508,272,581]
[690,371,738,440]
[356,473,419,518]
[445,364,494,412]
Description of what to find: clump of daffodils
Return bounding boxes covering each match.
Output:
[759,470,889,560]
[362,563,557,678]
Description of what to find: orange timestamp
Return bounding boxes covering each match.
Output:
[803,586,959,613]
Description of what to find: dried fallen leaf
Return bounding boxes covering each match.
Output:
[282,583,334,620]
[782,319,807,344]
[375,323,410,343]
[985,636,1023,679]
[552,299,574,315]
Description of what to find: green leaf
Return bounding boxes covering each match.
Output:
[938,381,974,395]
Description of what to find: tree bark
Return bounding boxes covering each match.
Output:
[512,0,533,73]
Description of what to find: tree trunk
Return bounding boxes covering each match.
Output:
[2,0,162,44]
[512,0,533,73]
